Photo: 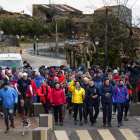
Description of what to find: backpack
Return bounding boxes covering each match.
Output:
[42,86,48,95]
[115,85,126,97]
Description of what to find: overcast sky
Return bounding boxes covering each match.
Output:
[0,0,140,24]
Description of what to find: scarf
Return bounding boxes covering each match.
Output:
[75,86,81,91]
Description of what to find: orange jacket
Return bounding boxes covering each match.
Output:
[20,47,23,51]
[38,85,51,104]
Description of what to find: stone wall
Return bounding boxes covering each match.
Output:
[0,46,20,53]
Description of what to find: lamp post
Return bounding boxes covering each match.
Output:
[73,39,76,68]
[94,37,100,65]
[65,39,68,60]
[36,37,39,55]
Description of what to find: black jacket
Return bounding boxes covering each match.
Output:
[81,83,89,101]
[128,66,140,86]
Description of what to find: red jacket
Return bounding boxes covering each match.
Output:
[112,75,120,82]
[38,85,51,104]
[27,80,38,97]
[54,75,65,83]
[49,88,66,106]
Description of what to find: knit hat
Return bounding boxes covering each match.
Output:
[12,65,16,69]
[54,77,59,82]
[107,69,111,72]
[66,67,70,71]
[49,73,54,78]
[3,78,9,86]
[134,61,139,65]
[104,77,109,81]
[95,70,99,74]
[68,69,72,73]
[27,74,32,78]
[120,75,126,79]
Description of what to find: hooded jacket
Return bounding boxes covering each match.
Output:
[34,76,45,89]
[69,80,85,104]
[112,75,120,82]
[54,75,65,83]
[0,87,18,109]
[112,84,129,103]
[27,80,38,97]
[99,84,113,103]
[93,76,103,89]
[38,85,51,104]
[49,88,66,106]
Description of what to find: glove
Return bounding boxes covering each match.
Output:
[44,94,48,99]
[105,94,111,99]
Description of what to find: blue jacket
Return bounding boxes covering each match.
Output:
[93,76,103,89]
[99,84,113,103]
[0,87,18,109]
[34,76,45,89]
[112,84,129,103]
[86,85,99,104]
[14,76,20,82]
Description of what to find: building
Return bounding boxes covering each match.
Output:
[94,5,132,27]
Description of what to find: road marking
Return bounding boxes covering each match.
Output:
[98,129,116,140]
[76,130,92,140]
[54,131,69,140]
[119,129,138,140]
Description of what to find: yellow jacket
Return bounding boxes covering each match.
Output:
[69,80,85,103]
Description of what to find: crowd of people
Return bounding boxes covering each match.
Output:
[0,60,140,133]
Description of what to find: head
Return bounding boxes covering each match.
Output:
[26,66,31,72]
[15,71,19,79]
[83,77,89,85]
[39,67,43,72]
[120,75,126,82]
[63,82,67,88]
[42,81,46,86]
[68,69,72,76]
[57,70,63,77]
[107,69,112,75]
[119,79,124,86]
[95,70,100,77]
[90,70,94,76]
[108,73,113,80]
[23,73,27,80]
[75,81,81,88]
[9,75,13,81]
[113,70,118,77]
[89,80,94,87]
[72,70,75,75]
[68,75,73,82]
[27,74,32,81]
[133,61,139,67]
[55,71,58,76]
[35,72,40,79]
[45,74,48,79]
[78,71,82,77]
[54,82,61,89]
[64,71,67,76]
[54,77,59,83]
[105,77,110,85]
[4,85,9,90]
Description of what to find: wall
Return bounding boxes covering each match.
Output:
[0,46,20,53]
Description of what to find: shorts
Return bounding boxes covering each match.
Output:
[18,95,26,101]
[68,97,73,107]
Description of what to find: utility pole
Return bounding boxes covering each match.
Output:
[56,21,58,53]
[105,7,108,67]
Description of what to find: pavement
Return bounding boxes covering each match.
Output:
[0,110,140,140]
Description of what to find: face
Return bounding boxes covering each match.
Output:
[28,77,31,80]
[75,82,80,88]
[58,73,62,77]
[10,77,13,81]
[133,63,137,67]
[55,72,58,75]
[69,76,73,82]
[72,71,75,75]
[68,72,72,76]
[63,83,66,87]
[42,82,46,86]
[55,84,60,89]
[4,85,8,90]
[90,72,93,75]
[45,75,48,79]
[122,78,125,82]
[36,74,40,79]
[89,81,94,87]
[23,75,27,80]
[96,73,100,77]
[108,74,112,79]
[105,80,109,84]
[83,79,88,85]
[114,73,118,77]
[27,67,31,71]
[78,73,82,77]
[16,74,19,79]
[119,81,124,85]
[64,72,67,75]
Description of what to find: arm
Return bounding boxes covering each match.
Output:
[49,89,53,104]
[29,85,33,95]
[128,66,138,73]
[125,87,129,100]
[61,90,66,103]
[69,80,75,92]
[112,87,116,103]
[82,89,85,98]
[99,85,106,97]
[12,89,18,104]
[109,85,114,96]
[38,87,44,97]
[34,82,38,94]
[14,83,19,92]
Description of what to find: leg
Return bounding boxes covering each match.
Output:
[37,95,40,103]
[120,103,125,122]
[28,127,29,133]
[41,100,45,111]
[22,127,25,136]
[108,102,112,123]
[138,91,140,102]
[3,108,9,130]
[24,98,28,116]
[93,103,99,121]
[115,102,121,123]
[125,102,129,117]
[132,86,138,102]
[58,105,63,123]
[78,104,83,121]
[74,104,78,121]
[54,106,58,122]
[88,103,94,124]
[20,99,25,116]
[83,101,87,120]
[29,98,33,116]
[9,108,14,125]
[45,99,50,114]
[102,102,107,124]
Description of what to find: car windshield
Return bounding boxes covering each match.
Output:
[0,60,21,69]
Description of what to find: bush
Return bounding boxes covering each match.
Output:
[21,37,25,41]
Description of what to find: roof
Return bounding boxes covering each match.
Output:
[33,4,82,12]
[94,5,119,12]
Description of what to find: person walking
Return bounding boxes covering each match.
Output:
[127,61,140,103]
[0,79,18,133]
[87,80,99,126]
[38,80,51,114]
[20,46,23,54]
[112,79,129,127]
[69,78,85,125]
[99,77,113,127]
[49,82,66,126]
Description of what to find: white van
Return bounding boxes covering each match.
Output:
[0,53,22,69]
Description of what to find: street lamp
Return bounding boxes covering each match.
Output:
[65,39,68,60]
[94,37,100,64]
[36,37,39,55]
[73,46,76,68]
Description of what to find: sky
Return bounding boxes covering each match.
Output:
[0,0,140,24]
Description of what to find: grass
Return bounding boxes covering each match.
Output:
[19,38,66,43]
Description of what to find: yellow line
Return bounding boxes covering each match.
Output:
[76,130,92,140]
[119,129,138,140]
[98,129,116,140]
[54,131,69,140]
